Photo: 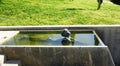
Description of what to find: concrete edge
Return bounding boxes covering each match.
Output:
[0,45,108,47]
[93,30,105,46]
[0,25,119,31]
[0,25,120,28]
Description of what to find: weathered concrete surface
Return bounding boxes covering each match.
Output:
[0,47,115,66]
[0,25,119,66]
[0,31,19,45]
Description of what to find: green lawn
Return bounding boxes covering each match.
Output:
[0,0,120,25]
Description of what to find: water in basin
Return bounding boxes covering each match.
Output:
[2,31,100,46]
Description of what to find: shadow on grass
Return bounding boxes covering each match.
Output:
[65,8,86,10]
[62,8,97,11]
[0,2,4,5]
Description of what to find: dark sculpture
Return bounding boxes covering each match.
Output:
[61,28,71,38]
[61,28,71,45]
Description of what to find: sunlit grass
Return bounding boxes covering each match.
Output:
[0,0,120,25]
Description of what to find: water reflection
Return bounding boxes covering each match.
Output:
[3,32,100,46]
[61,38,71,45]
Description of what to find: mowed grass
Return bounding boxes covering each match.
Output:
[0,0,120,25]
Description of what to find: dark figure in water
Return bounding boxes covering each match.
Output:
[62,38,71,45]
[97,0,103,10]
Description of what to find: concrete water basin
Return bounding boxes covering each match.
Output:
[0,26,115,66]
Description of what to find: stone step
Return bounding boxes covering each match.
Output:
[2,64,18,66]
[4,60,21,66]
[0,54,6,66]
[0,54,21,66]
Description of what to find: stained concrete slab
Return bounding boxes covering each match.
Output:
[2,64,18,66]
[0,46,115,66]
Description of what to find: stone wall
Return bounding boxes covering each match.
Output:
[0,47,115,66]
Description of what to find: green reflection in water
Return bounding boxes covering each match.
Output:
[3,31,100,46]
